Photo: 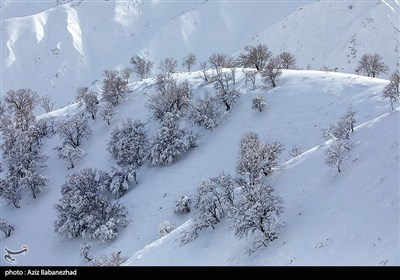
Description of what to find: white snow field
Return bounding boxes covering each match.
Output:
[1,68,399,266]
[0,0,399,266]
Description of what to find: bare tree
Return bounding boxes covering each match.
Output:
[76,87,99,120]
[130,55,154,80]
[57,115,92,148]
[382,70,400,111]
[159,58,178,80]
[121,67,133,83]
[182,53,197,72]
[278,52,297,69]
[238,44,272,70]
[102,70,132,106]
[39,95,55,113]
[199,62,209,82]
[261,57,282,88]
[355,53,389,77]
[208,53,235,71]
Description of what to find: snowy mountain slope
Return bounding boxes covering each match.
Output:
[2,0,399,109]
[246,0,400,73]
[0,70,398,265]
[125,108,399,266]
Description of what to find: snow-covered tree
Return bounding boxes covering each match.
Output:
[383,70,400,111]
[0,178,21,208]
[57,144,85,169]
[102,70,132,106]
[57,115,92,148]
[148,80,192,121]
[99,102,115,125]
[159,58,178,80]
[54,168,128,241]
[355,53,388,78]
[252,95,267,112]
[158,220,176,238]
[108,119,147,181]
[0,218,15,238]
[130,55,154,81]
[278,52,297,69]
[4,88,38,131]
[182,53,197,72]
[0,124,48,205]
[175,195,191,214]
[181,173,236,244]
[243,70,257,90]
[231,183,284,253]
[237,132,283,185]
[76,88,99,120]
[238,44,272,71]
[237,132,265,185]
[216,88,241,112]
[188,93,223,130]
[324,108,357,141]
[261,57,282,88]
[104,167,136,198]
[148,113,198,166]
[325,139,354,173]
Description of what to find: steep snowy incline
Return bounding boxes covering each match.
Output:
[124,109,399,266]
[2,1,398,109]
[0,70,397,265]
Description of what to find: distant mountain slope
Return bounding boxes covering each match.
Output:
[2,0,398,108]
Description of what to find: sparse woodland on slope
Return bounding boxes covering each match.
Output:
[0,0,399,266]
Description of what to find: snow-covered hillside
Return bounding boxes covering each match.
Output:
[1,69,398,266]
[2,0,399,108]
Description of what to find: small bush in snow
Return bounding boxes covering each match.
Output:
[158,220,176,238]
[252,95,266,112]
[175,195,191,214]
[290,145,302,157]
[80,243,93,262]
[0,218,15,238]
[89,252,127,266]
